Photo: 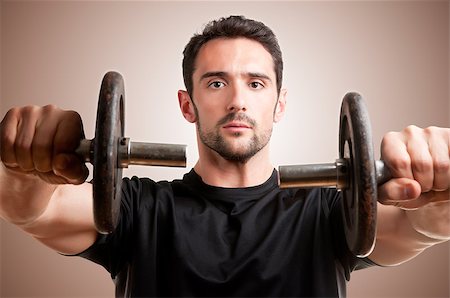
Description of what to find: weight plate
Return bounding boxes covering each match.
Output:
[339,92,377,257]
[93,71,124,234]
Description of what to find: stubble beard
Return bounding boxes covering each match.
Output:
[195,110,273,164]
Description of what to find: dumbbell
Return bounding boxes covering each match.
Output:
[278,92,391,258]
[75,71,186,234]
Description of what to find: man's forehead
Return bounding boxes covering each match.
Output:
[193,37,276,79]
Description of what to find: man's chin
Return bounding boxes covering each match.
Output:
[200,131,268,163]
[216,146,260,163]
[221,153,253,164]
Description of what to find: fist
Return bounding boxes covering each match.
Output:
[378,125,450,209]
[0,105,88,184]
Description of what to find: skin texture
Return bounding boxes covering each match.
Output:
[178,38,286,187]
[0,37,449,266]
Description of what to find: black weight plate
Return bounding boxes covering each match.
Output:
[339,92,377,257]
[93,71,124,234]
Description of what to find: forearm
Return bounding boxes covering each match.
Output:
[1,164,97,254]
[406,196,450,241]
[0,164,57,226]
[371,202,449,266]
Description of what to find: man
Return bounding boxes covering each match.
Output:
[0,15,449,297]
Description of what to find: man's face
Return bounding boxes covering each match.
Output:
[187,37,285,163]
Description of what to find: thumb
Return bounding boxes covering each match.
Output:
[53,153,89,184]
[378,178,422,205]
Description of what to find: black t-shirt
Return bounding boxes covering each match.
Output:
[78,169,375,297]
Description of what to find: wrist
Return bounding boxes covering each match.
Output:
[405,201,450,242]
[1,164,57,226]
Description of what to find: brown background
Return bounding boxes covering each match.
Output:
[1,1,449,297]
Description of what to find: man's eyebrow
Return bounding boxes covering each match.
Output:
[199,71,227,82]
[199,71,272,82]
[247,72,272,81]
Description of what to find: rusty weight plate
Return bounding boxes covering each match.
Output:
[339,92,377,257]
[93,71,124,234]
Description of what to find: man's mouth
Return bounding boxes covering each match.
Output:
[223,121,252,129]
[218,113,256,132]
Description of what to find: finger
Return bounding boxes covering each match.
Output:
[381,131,413,180]
[53,153,89,184]
[32,105,59,173]
[378,177,449,210]
[426,127,450,191]
[404,126,434,192]
[398,190,450,210]
[0,108,20,167]
[52,110,84,155]
[378,177,421,204]
[14,106,40,171]
[421,189,450,204]
[378,178,431,210]
[52,111,87,183]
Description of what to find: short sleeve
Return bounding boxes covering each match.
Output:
[76,176,154,278]
[322,188,378,280]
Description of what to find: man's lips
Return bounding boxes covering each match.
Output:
[223,122,252,129]
[217,113,256,132]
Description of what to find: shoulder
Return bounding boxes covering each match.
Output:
[120,173,198,210]
[281,187,341,213]
[120,176,181,203]
[121,176,175,196]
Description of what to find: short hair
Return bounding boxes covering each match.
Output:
[182,15,283,98]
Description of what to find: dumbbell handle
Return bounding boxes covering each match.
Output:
[278,159,391,189]
[75,138,186,168]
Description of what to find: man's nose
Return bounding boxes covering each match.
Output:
[227,83,247,112]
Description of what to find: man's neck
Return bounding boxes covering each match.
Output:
[193,146,274,188]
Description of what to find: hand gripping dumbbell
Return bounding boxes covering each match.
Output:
[278,93,392,257]
[75,71,186,234]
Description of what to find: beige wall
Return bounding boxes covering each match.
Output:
[1,1,449,297]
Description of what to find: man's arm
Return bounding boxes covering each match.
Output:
[369,126,449,265]
[0,105,98,255]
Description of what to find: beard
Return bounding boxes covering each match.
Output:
[195,109,273,163]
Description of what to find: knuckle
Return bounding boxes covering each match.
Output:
[21,105,40,116]
[381,131,400,150]
[42,104,59,112]
[423,126,440,138]
[41,104,64,120]
[403,125,420,136]
[65,111,84,137]
[382,131,399,142]
[1,108,19,130]
[390,155,411,171]
[53,111,84,150]
[3,107,19,120]
[67,110,82,124]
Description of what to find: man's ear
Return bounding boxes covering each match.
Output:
[178,90,197,123]
[274,88,287,123]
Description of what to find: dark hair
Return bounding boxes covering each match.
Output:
[182,15,283,98]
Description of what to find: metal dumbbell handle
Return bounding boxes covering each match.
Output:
[278,159,392,189]
[76,138,187,168]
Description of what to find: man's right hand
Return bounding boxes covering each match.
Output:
[1,105,89,185]
[1,105,97,255]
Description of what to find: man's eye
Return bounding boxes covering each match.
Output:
[249,81,264,89]
[208,81,225,89]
